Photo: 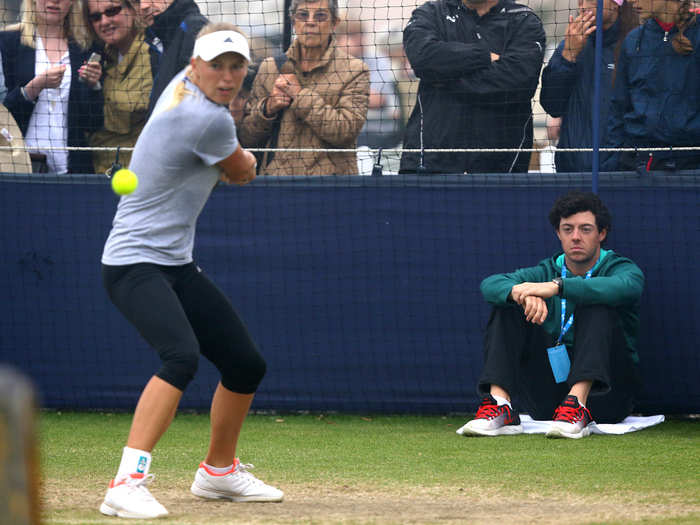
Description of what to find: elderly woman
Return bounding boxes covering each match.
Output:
[239,0,369,175]
[604,0,700,170]
[0,0,103,173]
[85,0,154,174]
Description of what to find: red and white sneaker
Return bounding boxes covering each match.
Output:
[190,459,284,502]
[457,394,523,436]
[546,394,594,439]
[99,473,168,519]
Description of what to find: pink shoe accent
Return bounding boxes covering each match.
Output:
[199,458,239,477]
[109,472,145,488]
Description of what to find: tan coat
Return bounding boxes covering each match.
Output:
[239,37,369,176]
[90,32,153,175]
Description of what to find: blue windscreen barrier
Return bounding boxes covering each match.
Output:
[1,173,698,414]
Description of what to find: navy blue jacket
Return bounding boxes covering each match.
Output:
[603,19,700,170]
[399,0,546,174]
[142,27,162,86]
[541,20,620,173]
[0,30,103,173]
[146,0,207,115]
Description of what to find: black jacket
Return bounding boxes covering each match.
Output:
[0,30,103,173]
[399,0,545,174]
[147,0,207,114]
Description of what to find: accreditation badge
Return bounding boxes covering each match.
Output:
[546,344,570,383]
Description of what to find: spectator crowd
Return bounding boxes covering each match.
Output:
[1,0,699,175]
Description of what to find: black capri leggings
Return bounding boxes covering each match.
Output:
[102,262,266,393]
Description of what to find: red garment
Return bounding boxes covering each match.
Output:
[655,19,675,32]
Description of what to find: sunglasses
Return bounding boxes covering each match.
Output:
[88,4,123,23]
[293,9,331,22]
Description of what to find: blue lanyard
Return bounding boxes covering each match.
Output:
[557,261,596,344]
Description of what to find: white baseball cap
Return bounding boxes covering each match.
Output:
[192,31,251,62]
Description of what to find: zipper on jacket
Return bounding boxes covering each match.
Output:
[663,31,669,42]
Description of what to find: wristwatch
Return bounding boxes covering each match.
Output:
[552,277,563,296]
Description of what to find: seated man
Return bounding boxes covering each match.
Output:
[459,191,644,439]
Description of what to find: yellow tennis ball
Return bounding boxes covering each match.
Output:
[111,168,138,195]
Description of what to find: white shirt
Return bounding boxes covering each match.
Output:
[25,35,70,174]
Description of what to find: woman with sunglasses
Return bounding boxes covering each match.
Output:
[99,22,283,519]
[0,0,103,173]
[85,0,155,174]
[239,0,369,175]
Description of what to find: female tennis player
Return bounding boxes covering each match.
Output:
[99,22,283,519]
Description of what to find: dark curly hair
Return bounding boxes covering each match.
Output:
[548,191,612,234]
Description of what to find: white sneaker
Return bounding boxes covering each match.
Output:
[456,395,523,436]
[99,473,168,519]
[545,394,594,439]
[190,459,284,502]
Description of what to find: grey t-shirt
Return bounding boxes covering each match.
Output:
[102,70,238,266]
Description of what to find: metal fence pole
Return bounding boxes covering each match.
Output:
[591,0,605,193]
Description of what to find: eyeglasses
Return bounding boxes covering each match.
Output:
[88,4,123,23]
[293,9,331,22]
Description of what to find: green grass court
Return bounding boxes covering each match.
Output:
[41,412,699,524]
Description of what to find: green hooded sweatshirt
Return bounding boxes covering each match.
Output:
[480,249,645,363]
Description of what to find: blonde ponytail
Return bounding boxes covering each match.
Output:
[165,74,195,111]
